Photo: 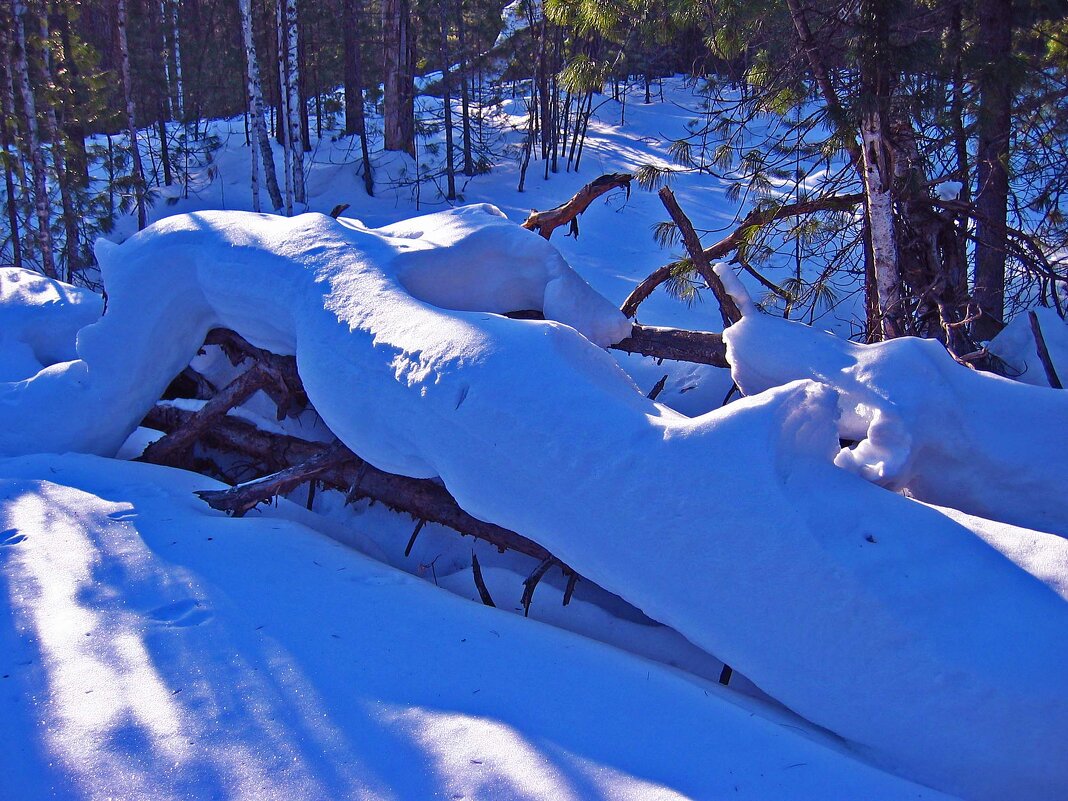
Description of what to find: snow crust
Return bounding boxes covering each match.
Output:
[2,208,1067,799]
[0,453,954,801]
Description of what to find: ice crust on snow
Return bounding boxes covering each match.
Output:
[2,207,1067,799]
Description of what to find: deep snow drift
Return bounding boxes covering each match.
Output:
[2,206,1067,800]
[0,453,955,801]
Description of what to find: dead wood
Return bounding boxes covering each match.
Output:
[471,552,496,607]
[658,187,742,327]
[138,363,278,467]
[612,323,729,368]
[194,442,352,516]
[1029,310,1064,389]
[142,404,560,565]
[204,329,307,418]
[621,193,864,318]
[521,173,632,240]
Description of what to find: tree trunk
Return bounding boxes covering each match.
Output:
[10,0,56,277]
[117,0,147,230]
[170,0,184,120]
[276,0,294,214]
[0,26,21,270]
[342,0,373,194]
[455,0,473,176]
[438,0,456,200]
[37,12,79,279]
[382,0,415,156]
[238,0,284,210]
[972,0,1013,339]
[284,0,305,202]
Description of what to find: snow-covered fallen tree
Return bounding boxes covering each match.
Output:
[716,263,1068,536]
[2,206,1067,800]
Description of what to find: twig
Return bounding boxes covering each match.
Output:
[521,557,556,616]
[1029,311,1064,389]
[471,552,496,607]
[405,518,426,557]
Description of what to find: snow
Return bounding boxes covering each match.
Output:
[720,264,1068,536]
[2,75,1067,801]
[0,267,102,382]
[987,305,1067,386]
[0,453,954,801]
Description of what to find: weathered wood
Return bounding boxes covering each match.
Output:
[621,193,864,318]
[611,323,729,368]
[1029,310,1063,389]
[521,173,632,240]
[142,404,560,564]
[471,552,496,607]
[195,442,352,516]
[139,363,276,466]
[204,328,307,418]
[658,187,742,327]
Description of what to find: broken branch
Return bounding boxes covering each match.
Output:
[521,173,632,240]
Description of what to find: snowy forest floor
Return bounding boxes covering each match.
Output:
[2,76,1067,801]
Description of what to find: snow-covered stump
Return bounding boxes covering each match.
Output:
[2,207,1067,800]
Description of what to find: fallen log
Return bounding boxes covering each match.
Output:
[142,404,560,564]
[612,323,729,368]
[521,173,632,240]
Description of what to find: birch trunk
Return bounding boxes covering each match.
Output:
[276,0,293,214]
[238,0,283,210]
[171,0,184,120]
[860,114,904,340]
[117,0,147,230]
[9,0,55,277]
[283,0,304,203]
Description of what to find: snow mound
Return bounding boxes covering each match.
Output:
[987,306,1067,387]
[0,453,954,801]
[0,267,102,382]
[719,267,1068,536]
[2,209,1067,799]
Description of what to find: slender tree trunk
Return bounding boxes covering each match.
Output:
[55,11,89,189]
[276,0,293,214]
[284,0,304,201]
[972,0,1013,339]
[342,0,373,194]
[238,0,283,210]
[10,0,56,277]
[37,13,79,278]
[157,103,173,186]
[439,0,456,200]
[117,0,147,230]
[0,28,21,269]
[382,0,415,156]
[170,0,184,120]
[455,0,473,176]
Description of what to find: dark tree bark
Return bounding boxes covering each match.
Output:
[382,0,415,156]
[972,0,1013,340]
